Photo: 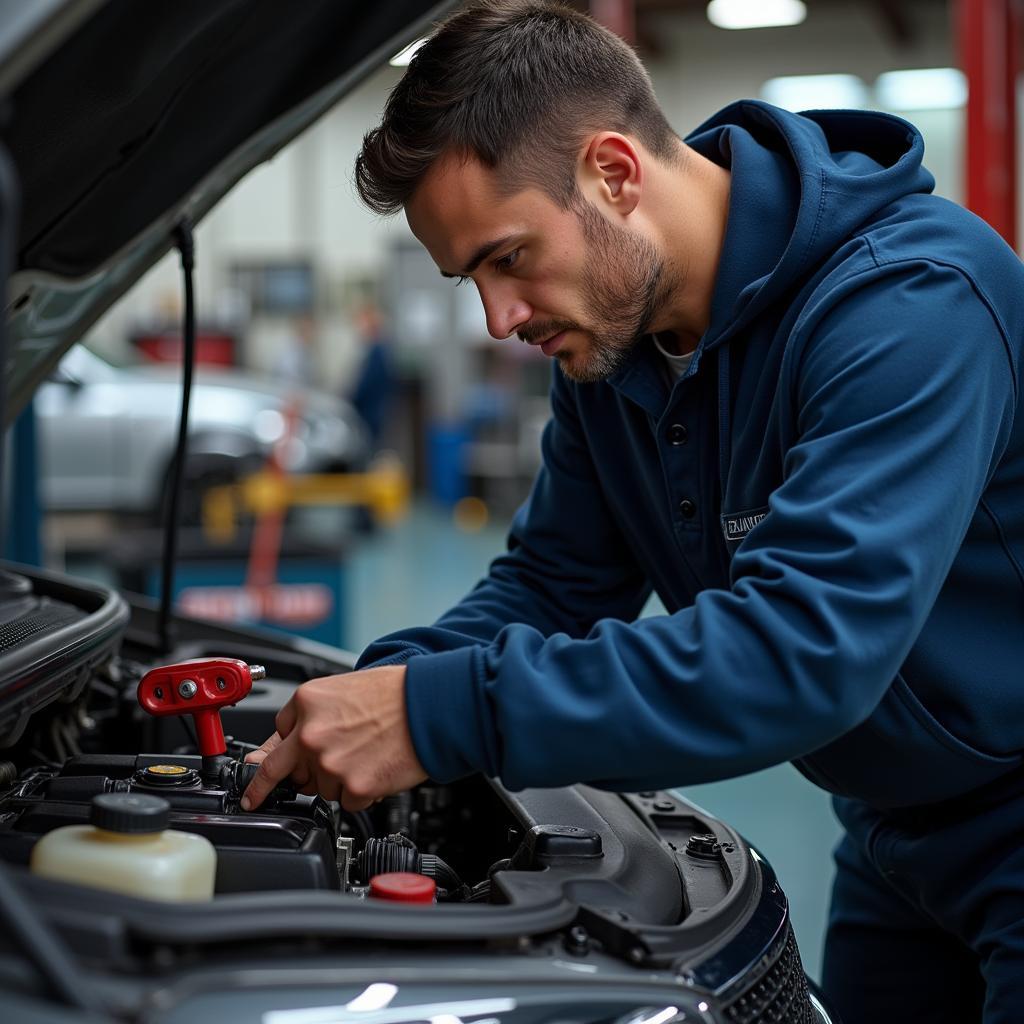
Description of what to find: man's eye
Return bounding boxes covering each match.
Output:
[495,249,520,272]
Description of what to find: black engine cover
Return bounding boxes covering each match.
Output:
[0,753,340,893]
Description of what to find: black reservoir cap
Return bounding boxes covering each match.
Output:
[526,824,603,860]
[91,793,170,834]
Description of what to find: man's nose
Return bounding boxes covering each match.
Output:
[480,285,531,341]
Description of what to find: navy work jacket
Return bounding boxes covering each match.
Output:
[360,101,1024,810]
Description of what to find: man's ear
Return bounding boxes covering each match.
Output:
[580,133,642,215]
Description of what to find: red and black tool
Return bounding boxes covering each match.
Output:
[137,658,265,784]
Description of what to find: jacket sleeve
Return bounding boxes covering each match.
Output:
[354,365,653,671]
[401,260,1017,789]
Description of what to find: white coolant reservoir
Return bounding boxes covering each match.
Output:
[30,792,217,901]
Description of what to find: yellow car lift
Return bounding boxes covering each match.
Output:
[201,456,410,545]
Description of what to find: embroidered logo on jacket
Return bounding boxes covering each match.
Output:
[720,506,769,543]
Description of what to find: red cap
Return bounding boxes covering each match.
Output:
[369,872,436,904]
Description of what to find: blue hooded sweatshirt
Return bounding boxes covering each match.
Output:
[358,101,1024,811]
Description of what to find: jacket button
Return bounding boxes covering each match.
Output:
[679,499,696,520]
[667,424,688,445]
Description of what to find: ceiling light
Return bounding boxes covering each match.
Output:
[707,0,807,30]
[761,73,870,111]
[389,37,427,67]
[875,68,968,111]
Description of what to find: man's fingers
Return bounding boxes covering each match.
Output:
[341,788,376,813]
[314,772,345,805]
[275,696,298,739]
[241,734,299,810]
[240,666,422,813]
[244,731,282,765]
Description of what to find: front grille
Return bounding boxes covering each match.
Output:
[723,925,815,1024]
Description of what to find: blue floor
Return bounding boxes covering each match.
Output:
[347,501,842,981]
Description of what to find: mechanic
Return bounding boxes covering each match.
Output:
[243,3,1024,1020]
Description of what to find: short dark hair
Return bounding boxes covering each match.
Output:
[355,0,680,215]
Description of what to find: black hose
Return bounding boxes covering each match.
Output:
[465,879,493,903]
[356,834,467,895]
[358,834,419,880]
[0,862,108,1015]
[157,220,196,654]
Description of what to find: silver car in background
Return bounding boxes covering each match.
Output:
[36,346,369,517]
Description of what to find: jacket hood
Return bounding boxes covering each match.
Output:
[686,100,936,350]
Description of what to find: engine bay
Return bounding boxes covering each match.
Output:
[0,562,824,1024]
[0,562,779,956]
[0,753,535,904]
[0,565,532,906]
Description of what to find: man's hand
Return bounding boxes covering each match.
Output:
[240,665,426,812]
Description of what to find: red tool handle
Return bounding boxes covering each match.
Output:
[136,658,262,757]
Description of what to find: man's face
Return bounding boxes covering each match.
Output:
[406,154,665,383]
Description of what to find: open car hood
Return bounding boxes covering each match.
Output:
[1,0,450,424]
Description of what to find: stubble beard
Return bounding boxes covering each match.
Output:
[552,200,667,384]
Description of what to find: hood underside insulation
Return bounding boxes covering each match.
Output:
[8,0,436,277]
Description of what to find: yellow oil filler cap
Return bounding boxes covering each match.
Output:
[137,764,200,788]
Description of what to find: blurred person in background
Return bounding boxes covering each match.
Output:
[244,4,1024,1021]
[347,300,395,451]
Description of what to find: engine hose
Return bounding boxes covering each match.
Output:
[466,880,493,903]
[359,835,419,880]
[358,834,467,896]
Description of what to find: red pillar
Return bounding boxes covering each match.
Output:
[590,0,636,44]
[958,0,1020,249]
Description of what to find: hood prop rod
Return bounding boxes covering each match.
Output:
[157,219,196,654]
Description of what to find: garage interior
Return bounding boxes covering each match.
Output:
[5,0,1021,991]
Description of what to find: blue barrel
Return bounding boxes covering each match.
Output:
[427,422,468,506]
